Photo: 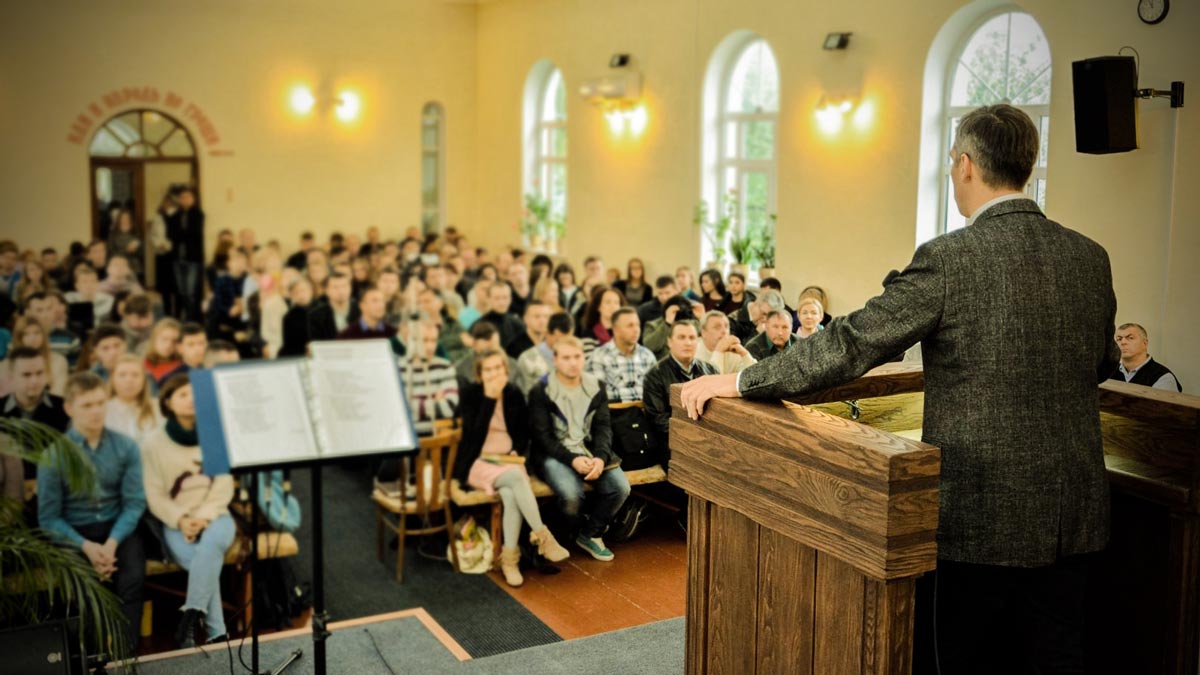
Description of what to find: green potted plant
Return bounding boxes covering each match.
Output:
[521,192,566,252]
[1,419,137,670]
[729,218,761,277]
[694,191,738,270]
[757,214,777,279]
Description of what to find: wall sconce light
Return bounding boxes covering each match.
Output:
[287,84,362,122]
[823,32,852,50]
[604,103,648,136]
[816,96,855,134]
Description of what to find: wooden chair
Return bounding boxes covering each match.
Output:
[372,428,462,582]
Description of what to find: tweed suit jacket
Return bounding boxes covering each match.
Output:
[738,199,1120,566]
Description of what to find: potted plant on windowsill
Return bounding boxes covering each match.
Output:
[694,191,738,272]
[757,214,777,279]
[0,419,136,670]
[521,192,565,254]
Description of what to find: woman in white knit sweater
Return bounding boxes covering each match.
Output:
[105,354,162,446]
[141,374,236,648]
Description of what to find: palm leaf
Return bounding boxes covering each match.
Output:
[0,418,96,495]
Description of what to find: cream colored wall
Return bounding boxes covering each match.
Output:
[0,0,478,253]
[473,0,1199,390]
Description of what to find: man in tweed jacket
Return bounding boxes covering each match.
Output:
[682,104,1119,674]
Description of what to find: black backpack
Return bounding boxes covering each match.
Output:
[609,406,660,470]
[606,495,650,543]
[252,558,312,631]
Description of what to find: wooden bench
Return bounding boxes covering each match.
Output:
[448,464,668,563]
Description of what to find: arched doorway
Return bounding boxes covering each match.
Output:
[89,108,198,285]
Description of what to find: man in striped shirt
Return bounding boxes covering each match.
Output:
[397,317,459,436]
[585,308,656,403]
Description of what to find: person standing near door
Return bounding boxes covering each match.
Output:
[164,186,205,322]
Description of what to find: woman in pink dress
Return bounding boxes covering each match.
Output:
[453,348,569,586]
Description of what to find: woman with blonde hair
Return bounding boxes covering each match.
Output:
[106,353,162,445]
[0,316,69,396]
[799,286,832,327]
[794,297,824,340]
[14,259,53,305]
[531,275,562,312]
[144,318,183,385]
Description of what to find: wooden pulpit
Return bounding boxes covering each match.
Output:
[668,364,939,674]
[670,363,1200,675]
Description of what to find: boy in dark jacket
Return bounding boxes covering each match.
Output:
[528,336,630,561]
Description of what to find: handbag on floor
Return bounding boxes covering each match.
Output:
[447,514,493,574]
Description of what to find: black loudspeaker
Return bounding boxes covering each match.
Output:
[1072,56,1138,154]
[0,621,81,674]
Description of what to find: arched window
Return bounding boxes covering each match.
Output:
[421,102,445,235]
[700,33,779,270]
[523,62,567,246]
[934,10,1051,237]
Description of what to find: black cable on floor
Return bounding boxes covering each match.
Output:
[363,627,397,675]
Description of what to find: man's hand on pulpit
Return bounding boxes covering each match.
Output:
[680,373,740,420]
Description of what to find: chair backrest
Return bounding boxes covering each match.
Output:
[401,428,462,513]
[609,400,645,411]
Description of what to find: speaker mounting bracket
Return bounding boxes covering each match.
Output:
[1137,81,1185,108]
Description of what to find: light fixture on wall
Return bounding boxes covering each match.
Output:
[815,96,855,134]
[582,54,647,137]
[287,83,363,122]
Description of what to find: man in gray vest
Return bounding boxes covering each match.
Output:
[682,104,1119,674]
[1110,322,1182,391]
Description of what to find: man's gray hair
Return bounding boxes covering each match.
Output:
[701,310,727,331]
[952,104,1039,191]
[757,289,786,312]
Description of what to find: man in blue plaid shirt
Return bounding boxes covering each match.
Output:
[585,307,657,403]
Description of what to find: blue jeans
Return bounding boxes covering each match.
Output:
[164,513,236,638]
[172,260,203,322]
[541,458,631,538]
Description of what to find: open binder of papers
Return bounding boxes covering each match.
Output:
[195,339,417,474]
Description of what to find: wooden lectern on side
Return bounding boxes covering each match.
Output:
[668,364,939,675]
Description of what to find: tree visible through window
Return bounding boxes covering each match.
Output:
[942,12,1050,233]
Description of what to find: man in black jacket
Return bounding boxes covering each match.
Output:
[164,186,205,321]
[636,275,680,325]
[2,347,71,480]
[528,336,630,562]
[642,321,715,468]
[308,273,359,342]
[682,104,1120,674]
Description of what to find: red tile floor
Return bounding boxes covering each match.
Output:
[486,516,688,640]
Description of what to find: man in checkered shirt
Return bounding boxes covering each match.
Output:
[585,307,656,403]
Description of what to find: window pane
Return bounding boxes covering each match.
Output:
[1035,178,1047,210]
[952,14,1010,106]
[548,163,567,222]
[1037,116,1050,167]
[727,40,779,113]
[551,127,567,158]
[142,111,174,145]
[422,122,438,149]
[89,127,125,156]
[947,116,962,159]
[1006,13,1051,105]
[422,153,438,207]
[159,129,195,157]
[94,167,113,202]
[741,171,770,236]
[742,120,774,160]
[543,70,565,121]
[126,142,153,158]
[951,12,1050,106]
[723,121,738,159]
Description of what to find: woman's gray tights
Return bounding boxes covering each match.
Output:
[495,469,545,549]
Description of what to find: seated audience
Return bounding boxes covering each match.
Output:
[505,300,551,359]
[455,321,528,393]
[100,255,145,297]
[745,309,797,361]
[423,264,465,316]
[454,348,570,586]
[417,287,469,363]
[729,288,786,343]
[698,269,729,313]
[142,374,236,647]
[205,340,241,367]
[0,240,21,298]
[724,271,755,313]
[14,259,54,306]
[1111,323,1182,392]
[480,281,526,347]
[161,323,208,381]
[375,267,404,326]
[66,265,114,327]
[637,275,680,325]
[613,257,651,307]
[120,294,155,355]
[84,324,130,382]
[531,275,562,312]
[643,296,704,360]
[579,286,624,345]
[586,308,656,403]
[338,285,396,341]
[278,277,314,357]
[285,231,316,270]
[144,319,183,385]
[528,336,630,562]
[2,346,71,482]
[206,249,249,342]
[457,277,488,331]
[106,353,162,446]
[695,311,757,375]
[642,320,716,465]
[794,297,824,339]
[86,240,109,279]
[38,372,146,648]
[308,272,359,342]
[516,311,573,394]
[758,277,799,331]
[105,210,143,277]
[799,285,833,326]
[675,266,702,303]
[554,263,585,318]
[396,318,459,436]
[1,316,69,396]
